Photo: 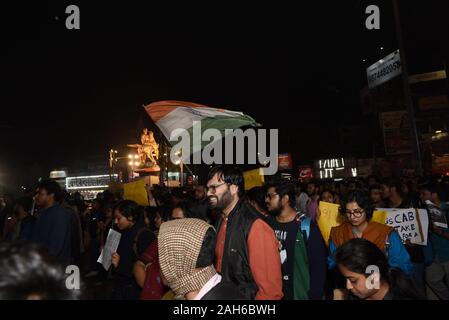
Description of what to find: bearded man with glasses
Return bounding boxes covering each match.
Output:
[206,166,283,300]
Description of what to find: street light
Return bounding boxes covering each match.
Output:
[109,149,121,181]
[126,154,140,181]
[174,150,183,186]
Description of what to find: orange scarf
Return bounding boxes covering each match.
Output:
[330,221,392,251]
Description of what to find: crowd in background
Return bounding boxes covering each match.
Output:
[0,167,449,300]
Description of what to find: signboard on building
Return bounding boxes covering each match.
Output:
[50,171,67,179]
[298,166,313,180]
[418,95,449,111]
[278,153,293,170]
[409,70,447,84]
[314,158,357,179]
[66,174,115,190]
[367,50,402,89]
[433,154,449,175]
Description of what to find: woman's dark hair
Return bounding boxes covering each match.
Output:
[340,191,374,220]
[246,186,268,212]
[196,227,217,268]
[335,238,424,300]
[157,206,171,222]
[207,166,244,197]
[0,242,81,300]
[114,200,143,223]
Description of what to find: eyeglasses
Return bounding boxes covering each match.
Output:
[206,182,227,194]
[345,209,365,218]
[265,193,279,200]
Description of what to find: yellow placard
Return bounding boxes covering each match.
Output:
[123,179,149,206]
[243,168,265,190]
[371,210,388,224]
[317,201,342,247]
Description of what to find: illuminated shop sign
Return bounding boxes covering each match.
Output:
[314,158,357,179]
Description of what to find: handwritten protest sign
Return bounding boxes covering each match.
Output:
[317,201,344,246]
[243,168,265,190]
[372,208,428,245]
[425,200,448,228]
[97,228,122,270]
[123,179,149,206]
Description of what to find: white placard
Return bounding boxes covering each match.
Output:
[375,208,429,246]
[97,229,122,270]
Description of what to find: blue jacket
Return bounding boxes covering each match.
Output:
[31,204,72,266]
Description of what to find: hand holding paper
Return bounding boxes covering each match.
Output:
[97,228,122,270]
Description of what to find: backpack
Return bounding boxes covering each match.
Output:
[298,214,311,242]
[293,213,311,300]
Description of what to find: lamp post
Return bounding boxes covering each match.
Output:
[392,0,423,176]
[109,149,118,182]
[109,149,135,183]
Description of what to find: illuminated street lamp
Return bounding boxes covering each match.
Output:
[127,154,140,181]
[109,149,120,181]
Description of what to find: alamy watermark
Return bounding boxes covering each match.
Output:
[65,5,80,30]
[365,5,380,30]
[62,5,378,32]
[65,265,80,290]
[365,265,380,289]
[169,121,279,175]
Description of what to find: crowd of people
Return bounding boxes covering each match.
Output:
[0,166,449,300]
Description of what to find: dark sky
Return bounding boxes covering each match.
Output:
[1,1,448,187]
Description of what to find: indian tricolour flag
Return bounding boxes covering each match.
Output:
[144,100,261,149]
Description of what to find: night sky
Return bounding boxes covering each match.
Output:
[1,1,448,188]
